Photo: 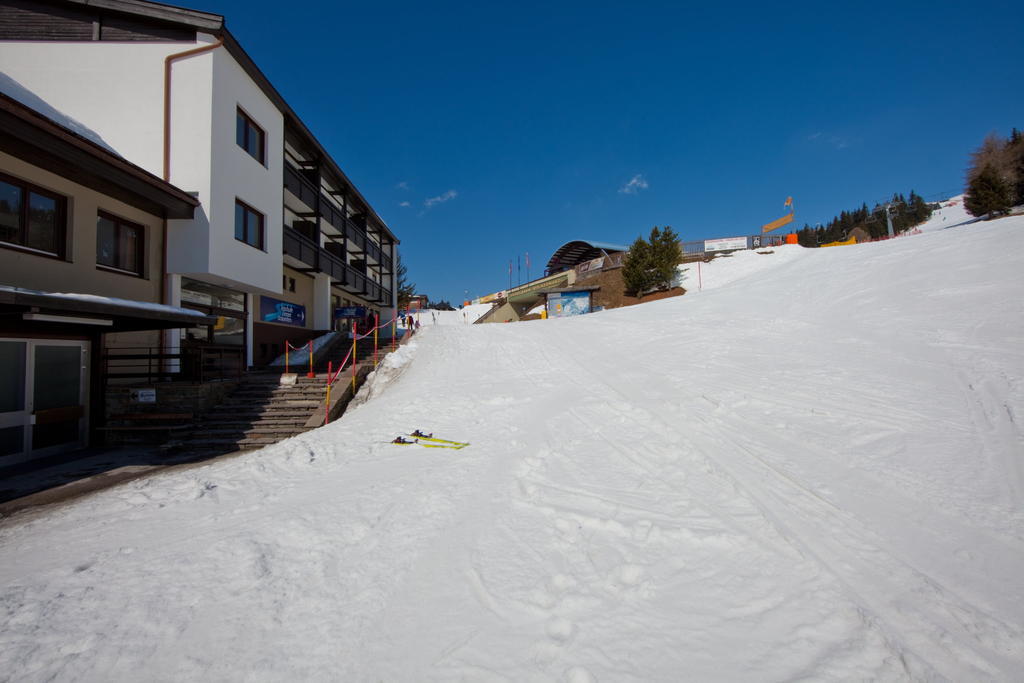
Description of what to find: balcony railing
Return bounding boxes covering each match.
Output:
[103,345,244,384]
[284,164,319,210]
[283,226,318,267]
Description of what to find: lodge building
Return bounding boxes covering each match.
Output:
[0,0,399,465]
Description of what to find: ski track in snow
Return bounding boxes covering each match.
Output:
[1,214,1023,681]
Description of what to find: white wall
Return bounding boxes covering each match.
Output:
[0,38,209,181]
[206,47,283,296]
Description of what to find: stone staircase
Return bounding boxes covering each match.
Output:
[164,373,328,457]
[163,334,400,460]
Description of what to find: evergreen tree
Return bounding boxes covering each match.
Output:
[648,226,683,290]
[621,236,654,296]
[964,164,1012,217]
[1007,128,1024,205]
[797,224,817,248]
[395,252,416,308]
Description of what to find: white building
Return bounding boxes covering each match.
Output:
[0,0,399,370]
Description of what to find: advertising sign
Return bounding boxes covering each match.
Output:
[546,290,591,318]
[260,296,306,326]
[130,388,156,403]
[335,306,367,319]
[704,236,748,252]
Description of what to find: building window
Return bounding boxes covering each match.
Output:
[235,199,264,250]
[96,212,144,275]
[236,107,265,165]
[0,173,66,258]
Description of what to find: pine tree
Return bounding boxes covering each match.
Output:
[621,226,682,296]
[1007,128,1024,205]
[649,226,683,290]
[964,164,1012,218]
[621,236,654,296]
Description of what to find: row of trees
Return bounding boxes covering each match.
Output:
[795,191,933,248]
[621,226,683,296]
[964,129,1024,218]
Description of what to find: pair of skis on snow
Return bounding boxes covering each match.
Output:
[391,431,469,450]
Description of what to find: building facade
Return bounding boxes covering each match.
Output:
[0,0,399,372]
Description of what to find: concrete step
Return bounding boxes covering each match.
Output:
[219,396,324,406]
[192,427,305,438]
[205,408,315,419]
[201,418,308,427]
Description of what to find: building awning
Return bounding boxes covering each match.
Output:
[545,240,628,275]
[0,287,217,332]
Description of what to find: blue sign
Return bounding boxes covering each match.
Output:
[260,296,306,326]
[335,306,367,319]
[546,291,591,318]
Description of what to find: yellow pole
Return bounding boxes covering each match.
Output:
[284,343,289,374]
[307,340,315,378]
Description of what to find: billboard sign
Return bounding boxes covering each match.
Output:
[546,290,591,318]
[260,296,306,326]
[705,236,748,252]
[335,306,367,319]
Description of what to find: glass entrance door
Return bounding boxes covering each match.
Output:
[0,339,89,466]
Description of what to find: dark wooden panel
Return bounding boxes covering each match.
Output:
[100,15,194,41]
[0,0,94,40]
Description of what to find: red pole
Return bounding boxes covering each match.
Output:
[325,361,332,424]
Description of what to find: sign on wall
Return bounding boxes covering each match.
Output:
[704,236,748,252]
[546,291,591,318]
[335,306,367,319]
[260,296,306,326]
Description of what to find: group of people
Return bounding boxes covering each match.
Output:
[399,311,421,331]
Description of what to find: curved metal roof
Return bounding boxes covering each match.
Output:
[545,239,629,274]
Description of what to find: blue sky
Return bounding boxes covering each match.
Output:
[202,0,1021,303]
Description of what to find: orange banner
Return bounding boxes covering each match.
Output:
[761,212,795,233]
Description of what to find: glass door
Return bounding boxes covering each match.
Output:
[0,339,89,466]
[0,340,28,460]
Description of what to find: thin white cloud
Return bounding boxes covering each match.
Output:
[424,189,458,208]
[808,131,849,149]
[619,174,649,195]
[399,201,411,207]
[396,181,409,190]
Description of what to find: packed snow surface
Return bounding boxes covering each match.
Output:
[2,216,1024,681]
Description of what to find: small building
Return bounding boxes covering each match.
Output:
[0,91,211,465]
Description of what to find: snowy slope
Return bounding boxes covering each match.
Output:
[2,216,1023,681]
[917,195,977,232]
[413,302,493,326]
